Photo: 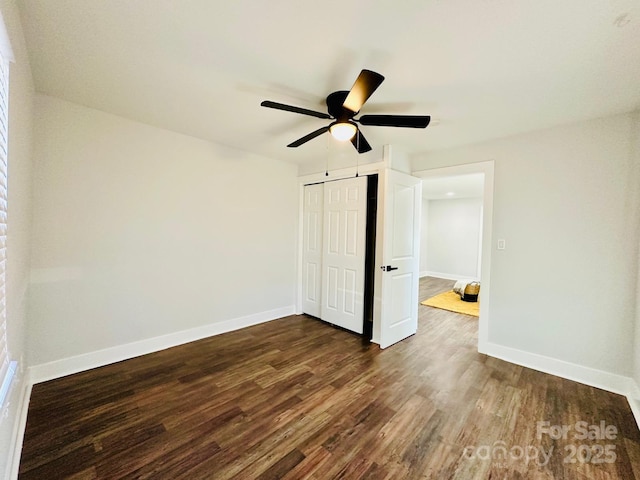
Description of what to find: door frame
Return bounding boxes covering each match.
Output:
[412,160,494,354]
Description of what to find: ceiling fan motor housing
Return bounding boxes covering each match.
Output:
[326,90,355,121]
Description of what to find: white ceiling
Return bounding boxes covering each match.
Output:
[421,173,484,200]
[16,0,640,166]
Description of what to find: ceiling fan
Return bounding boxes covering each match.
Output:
[260,69,431,154]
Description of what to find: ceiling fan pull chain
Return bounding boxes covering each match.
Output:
[325,133,329,176]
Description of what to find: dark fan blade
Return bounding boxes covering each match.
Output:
[358,114,430,128]
[261,100,331,119]
[287,126,330,147]
[343,69,385,113]
[350,129,372,154]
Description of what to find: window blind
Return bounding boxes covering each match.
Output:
[0,48,13,408]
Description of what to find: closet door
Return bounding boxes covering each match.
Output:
[321,176,367,333]
[301,184,324,317]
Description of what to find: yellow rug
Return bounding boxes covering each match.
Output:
[421,290,479,317]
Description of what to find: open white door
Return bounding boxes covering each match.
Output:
[377,169,422,348]
[321,176,367,334]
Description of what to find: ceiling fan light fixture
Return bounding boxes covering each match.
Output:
[329,122,357,141]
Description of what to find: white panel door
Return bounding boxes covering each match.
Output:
[378,169,422,348]
[321,176,367,333]
[302,183,324,317]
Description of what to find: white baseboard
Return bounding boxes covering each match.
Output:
[485,342,631,395]
[423,271,479,282]
[627,379,640,430]
[5,372,31,480]
[485,342,640,430]
[29,305,296,384]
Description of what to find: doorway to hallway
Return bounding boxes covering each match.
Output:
[413,161,494,353]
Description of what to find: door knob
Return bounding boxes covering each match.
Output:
[381,265,399,272]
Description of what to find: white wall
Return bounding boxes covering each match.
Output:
[0,0,34,477]
[28,95,299,367]
[412,113,638,380]
[633,111,640,413]
[423,197,482,279]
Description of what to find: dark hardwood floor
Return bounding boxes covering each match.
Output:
[19,277,640,479]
